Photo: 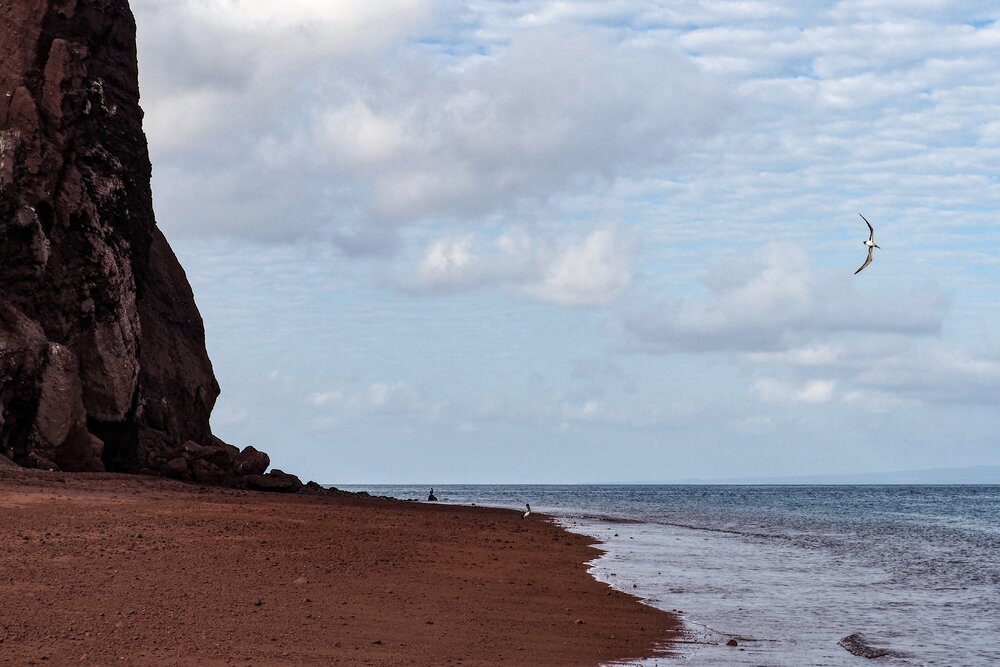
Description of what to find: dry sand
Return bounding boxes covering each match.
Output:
[0,468,679,665]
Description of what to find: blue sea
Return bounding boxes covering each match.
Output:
[334,485,1000,666]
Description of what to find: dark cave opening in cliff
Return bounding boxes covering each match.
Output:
[89,417,139,472]
[2,398,36,463]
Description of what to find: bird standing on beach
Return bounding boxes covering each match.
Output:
[522,503,531,519]
[855,214,880,275]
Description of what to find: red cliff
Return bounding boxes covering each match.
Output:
[0,0,299,491]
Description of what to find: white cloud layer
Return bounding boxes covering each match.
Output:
[527,228,636,306]
[752,378,837,405]
[135,1,728,251]
[306,380,441,428]
[410,226,635,306]
[625,244,948,353]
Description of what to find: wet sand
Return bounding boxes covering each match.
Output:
[0,468,679,665]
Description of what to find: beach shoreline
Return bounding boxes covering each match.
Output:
[0,468,679,665]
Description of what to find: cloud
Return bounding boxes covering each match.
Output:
[132,1,729,251]
[851,344,1000,405]
[415,235,484,291]
[407,225,636,306]
[744,337,1000,415]
[180,0,432,38]
[275,27,726,230]
[560,399,605,422]
[736,314,1000,412]
[746,344,843,367]
[135,1,1000,270]
[306,380,442,428]
[625,243,948,353]
[524,228,636,306]
[474,388,702,431]
[751,377,837,405]
[135,0,436,154]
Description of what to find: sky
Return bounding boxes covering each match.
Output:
[130,0,1000,484]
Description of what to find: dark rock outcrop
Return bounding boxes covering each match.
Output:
[0,0,300,492]
[838,633,892,659]
[233,445,270,477]
[239,469,304,494]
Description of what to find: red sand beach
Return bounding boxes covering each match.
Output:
[0,467,679,665]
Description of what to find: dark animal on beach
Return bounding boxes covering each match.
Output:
[427,488,437,502]
[523,503,531,519]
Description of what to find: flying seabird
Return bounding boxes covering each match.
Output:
[522,503,531,519]
[855,213,880,275]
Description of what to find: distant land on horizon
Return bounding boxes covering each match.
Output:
[652,464,1000,486]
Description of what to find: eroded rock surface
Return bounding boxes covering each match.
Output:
[0,0,298,491]
[838,633,892,659]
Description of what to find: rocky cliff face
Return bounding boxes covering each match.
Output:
[0,0,300,491]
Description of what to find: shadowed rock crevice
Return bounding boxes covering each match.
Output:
[0,0,301,491]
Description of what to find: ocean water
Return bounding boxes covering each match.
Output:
[334,484,1000,666]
